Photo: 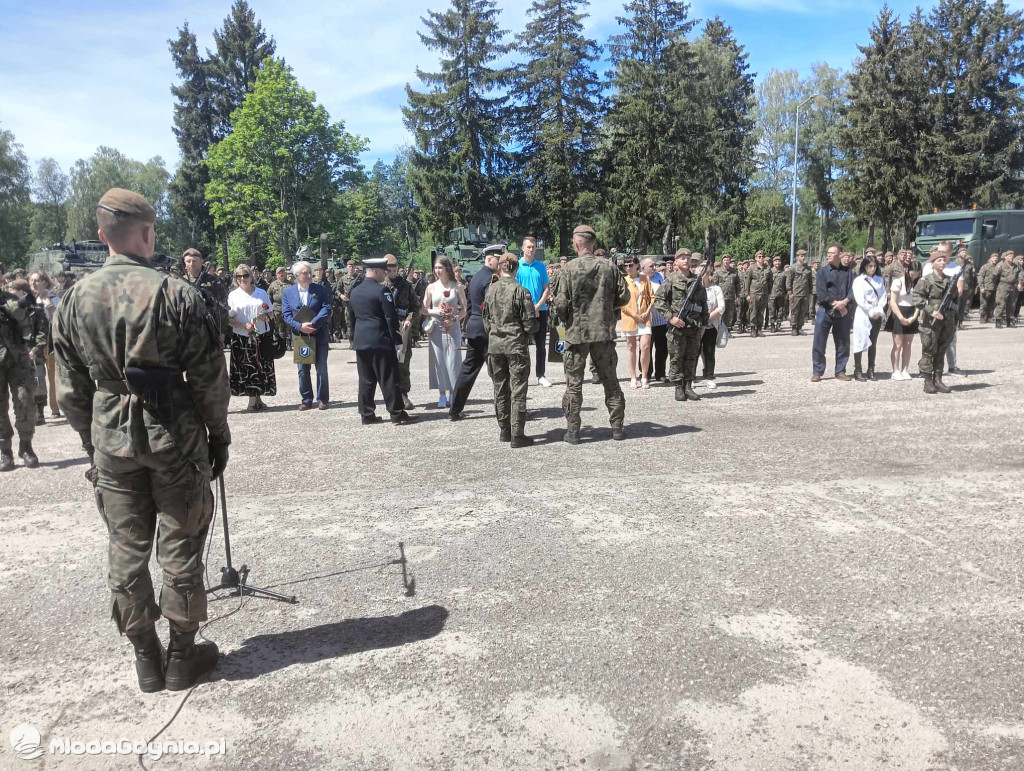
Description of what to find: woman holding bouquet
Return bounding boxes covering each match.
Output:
[422,255,466,407]
[227,264,277,410]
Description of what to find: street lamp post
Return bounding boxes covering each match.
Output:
[790,93,820,265]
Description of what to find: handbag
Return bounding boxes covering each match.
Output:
[267,327,287,360]
[715,320,730,349]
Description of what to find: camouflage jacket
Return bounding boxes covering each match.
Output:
[182,270,230,335]
[912,271,957,330]
[53,253,230,467]
[655,272,709,331]
[339,273,360,301]
[482,276,537,355]
[712,267,741,299]
[787,263,813,296]
[770,267,788,297]
[1,291,45,364]
[551,253,630,344]
[746,265,771,299]
[993,260,1021,291]
[881,262,903,294]
[977,263,996,292]
[384,274,420,329]
[267,278,291,311]
[959,259,976,291]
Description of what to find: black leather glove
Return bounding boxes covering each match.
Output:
[209,442,229,479]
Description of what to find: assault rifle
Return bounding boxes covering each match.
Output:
[675,265,706,327]
[936,265,961,318]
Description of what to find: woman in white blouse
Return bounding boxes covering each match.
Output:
[700,266,726,390]
[852,257,887,381]
[885,262,921,380]
[227,264,276,410]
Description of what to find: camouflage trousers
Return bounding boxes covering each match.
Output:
[769,294,787,325]
[667,327,702,383]
[562,341,625,432]
[790,296,811,331]
[737,297,749,328]
[995,288,1018,322]
[93,436,214,635]
[487,352,529,435]
[721,297,736,329]
[0,348,36,446]
[918,318,957,375]
[980,290,995,322]
[748,295,768,332]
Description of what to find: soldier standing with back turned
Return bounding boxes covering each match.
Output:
[53,189,229,694]
[551,225,630,444]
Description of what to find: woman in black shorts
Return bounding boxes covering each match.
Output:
[886,263,921,380]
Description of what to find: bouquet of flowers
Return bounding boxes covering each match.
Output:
[439,290,455,329]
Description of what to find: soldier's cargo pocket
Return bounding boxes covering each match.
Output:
[154,461,214,534]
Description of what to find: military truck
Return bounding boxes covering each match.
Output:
[436,225,545,278]
[26,240,108,277]
[914,209,1024,270]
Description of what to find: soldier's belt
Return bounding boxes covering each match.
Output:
[96,369,185,395]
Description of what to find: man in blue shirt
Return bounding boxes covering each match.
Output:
[812,244,855,382]
[515,237,552,387]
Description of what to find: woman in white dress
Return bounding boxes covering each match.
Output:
[852,256,887,381]
[421,256,466,407]
[227,264,276,410]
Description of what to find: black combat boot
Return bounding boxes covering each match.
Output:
[610,424,625,441]
[18,440,38,469]
[791,328,799,336]
[933,372,951,394]
[36,404,45,426]
[563,429,580,445]
[164,628,219,692]
[510,434,534,448]
[127,626,166,693]
[402,393,415,411]
[0,446,13,473]
[499,425,512,443]
[674,384,686,401]
[996,319,1004,328]
[923,373,937,394]
[683,380,701,400]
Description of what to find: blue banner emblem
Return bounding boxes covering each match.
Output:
[555,340,566,355]
[299,345,311,357]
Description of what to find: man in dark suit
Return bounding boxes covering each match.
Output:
[282,259,332,410]
[350,258,416,425]
[449,245,502,421]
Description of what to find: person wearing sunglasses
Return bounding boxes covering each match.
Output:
[227,265,276,410]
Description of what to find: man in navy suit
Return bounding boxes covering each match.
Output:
[282,259,332,410]
[449,245,502,420]
[350,258,416,425]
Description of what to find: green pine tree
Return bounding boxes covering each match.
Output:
[604,0,696,251]
[403,0,512,239]
[512,0,603,254]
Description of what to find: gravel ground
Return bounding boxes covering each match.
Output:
[2,320,1022,770]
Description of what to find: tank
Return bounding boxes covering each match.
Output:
[26,240,108,278]
[436,225,546,277]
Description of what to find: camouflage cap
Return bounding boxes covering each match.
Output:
[182,247,203,259]
[796,249,807,256]
[674,248,691,259]
[572,224,596,238]
[97,188,156,223]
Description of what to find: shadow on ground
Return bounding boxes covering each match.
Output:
[215,604,449,681]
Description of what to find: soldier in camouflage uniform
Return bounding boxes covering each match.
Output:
[266,266,292,343]
[656,253,709,402]
[736,261,750,332]
[787,250,814,335]
[384,254,420,411]
[339,259,361,347]
[745,251,771,337]
[0,269,44,471]
[53,189,230,694]
[768,255,787,332]
[712,254,741,331]
[912,245,958,394]
[551,225,630,444]
[992,250,1022,328]
[482,253,538,448]
[955,246,976,327]
[977,253,998,323]
[181,247,229,340]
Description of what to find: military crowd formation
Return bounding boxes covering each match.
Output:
[1,188,1022,694]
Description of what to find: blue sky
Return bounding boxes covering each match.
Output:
[0,0,928,178]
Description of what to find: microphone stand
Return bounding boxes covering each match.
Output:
[209,475,298,604]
